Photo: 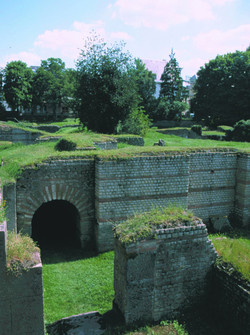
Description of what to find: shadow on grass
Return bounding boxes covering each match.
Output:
[40,241,97,265]
[101,307,235,335]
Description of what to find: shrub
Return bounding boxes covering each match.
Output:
[114,206,200,244]
[225,119,250,142]
[119,107,152,136]
[55,138,77,151]
[7,231,40,276]
[0,201,6,223]
[191,124,202,136]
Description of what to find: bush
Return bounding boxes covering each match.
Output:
[7,231,40,276]
[191,124,202,136]
[118,107,152,136]
[225,119,250,142]
[55,138,77,151]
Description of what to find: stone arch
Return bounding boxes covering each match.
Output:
[17,184,94,248]
[31,199,81,248]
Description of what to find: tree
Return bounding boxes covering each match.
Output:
[76,36,139,133]
[133,59,157,117]
[191,50,250,126]
[32,58,67,119]
[3,61,33,114]
[159,50,188,120]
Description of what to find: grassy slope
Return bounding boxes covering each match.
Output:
[210,230,250,281]
[42,251,114,325]
[0,127,249,185]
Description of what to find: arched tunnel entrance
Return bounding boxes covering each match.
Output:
[31,200,81,249]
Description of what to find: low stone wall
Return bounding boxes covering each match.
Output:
[210,262,250,335]
[0,222,45,335]
[15,158,95,249]
[113,223,217,324]
[94,141,117,150]
[153,120,194,128]
[0,127,41,144]
[116,136,144,146]
[1,151,249,252]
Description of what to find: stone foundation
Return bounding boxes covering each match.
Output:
[1,151,249,252]
[0,222,45,335]
[113,223,217,324]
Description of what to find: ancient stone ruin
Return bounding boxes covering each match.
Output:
[113,217,217,324]
[0,222,44,335]
[1,150,249,252]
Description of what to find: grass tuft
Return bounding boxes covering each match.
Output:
[210,231,250,281]
[114,206,200,244]
[6,231,40,276]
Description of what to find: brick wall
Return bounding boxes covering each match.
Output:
[95,155,190,251]
[1,151,249,252]
[188,152,237,220]
[95,151,247,252]
[0,127,41,144]
[235,153,250,226]
[113,223,217,324]
[210,263,250,335]
[15,158,95,249]
[0,222,45,335]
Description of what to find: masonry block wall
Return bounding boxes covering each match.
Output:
[95,155,190,251]
[1,151,249,252]
[235,153,250,226]
[187,152,237,220]
[0,222,45,335]
[95,151,248,252]
[0,127,41,144]
[113,223,217,324]
[210,263,250,335]
[15,158,95,249]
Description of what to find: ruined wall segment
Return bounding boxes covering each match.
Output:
[16,158,95,248]
[235,153,250,226]
[2,183,17,232]
[0,223,44,335]
[187,152,237,220]
[95,155,190,252]
[0,127,41,144]
[114,222,217,324]
[1,150,249,252]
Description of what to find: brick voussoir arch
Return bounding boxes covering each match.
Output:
[21,184,88,224]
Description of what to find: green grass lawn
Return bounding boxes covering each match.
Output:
[42,229,249,332]
[1,127,249,185]
[42,249,114,326]
[209,230,250,281]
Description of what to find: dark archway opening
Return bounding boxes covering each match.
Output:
[32,200,81,250]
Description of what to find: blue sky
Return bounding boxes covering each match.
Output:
[0,0,249,77]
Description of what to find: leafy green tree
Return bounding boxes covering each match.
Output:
[32,58,67,119]
[159,50,188,120]
[154,98,170,120]
[191,50,250,126]
[62,68,78,111]
[3,61,33,114]
[32,66,53,114]
[76,36,139,133]
[225,119,250,142]
[0,68,5,116]
[119,106,152,136]
[134,59,157,117]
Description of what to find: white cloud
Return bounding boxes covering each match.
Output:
[181,36,191,41]
[181,57,209,76]
[0,51,41,67]
[110,31,132,41]
[110,0,234,30]
[34,21,106,60]
[194,24,250,54]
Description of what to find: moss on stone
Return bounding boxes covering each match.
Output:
[113,206,202,244]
